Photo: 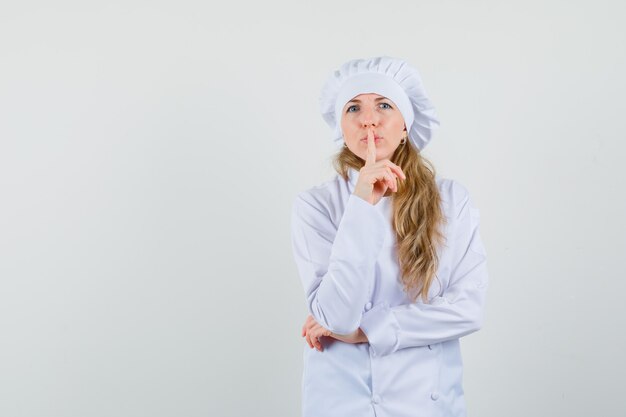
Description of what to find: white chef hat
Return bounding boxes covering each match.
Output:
[319,56,440,151]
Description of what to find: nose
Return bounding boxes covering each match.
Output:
[359,106,379,127]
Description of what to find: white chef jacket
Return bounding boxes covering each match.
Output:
[290,167,489,417]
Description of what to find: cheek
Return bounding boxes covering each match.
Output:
[341,120,359,138]
[392,116,406,131]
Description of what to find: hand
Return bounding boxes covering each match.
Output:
[354,127,406,205]
[301,314,368,352]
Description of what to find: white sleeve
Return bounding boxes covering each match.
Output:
[290,191,387,335]
[359,181,489,357]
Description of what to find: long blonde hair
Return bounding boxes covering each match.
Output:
[332,142,447,303]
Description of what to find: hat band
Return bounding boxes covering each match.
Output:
[334,72,415,134]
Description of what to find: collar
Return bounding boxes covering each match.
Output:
[348,167,359,187]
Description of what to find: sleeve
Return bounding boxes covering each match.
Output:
[358,181,489,357]
[290,191,388,335]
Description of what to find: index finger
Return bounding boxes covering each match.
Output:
[365,128,376,165]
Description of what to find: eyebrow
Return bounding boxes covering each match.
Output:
[347,97,389,104]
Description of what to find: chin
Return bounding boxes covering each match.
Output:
[360,151,391,162]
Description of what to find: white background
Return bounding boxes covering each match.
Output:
[1,1,625,416]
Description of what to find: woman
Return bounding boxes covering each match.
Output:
[290,56,489,417]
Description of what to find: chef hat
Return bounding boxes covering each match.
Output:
[319,56,440,151]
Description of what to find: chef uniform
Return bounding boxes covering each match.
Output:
[290,56,489,417]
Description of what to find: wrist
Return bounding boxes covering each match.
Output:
[353,189,372,204]
[358,328,368,343]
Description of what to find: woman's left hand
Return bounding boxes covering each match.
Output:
[301,314,368,351]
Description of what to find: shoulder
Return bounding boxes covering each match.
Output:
[293,175,343,207]
[435,176,473,219]
[291,174,347,223]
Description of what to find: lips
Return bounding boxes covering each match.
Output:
[360,135,382,141]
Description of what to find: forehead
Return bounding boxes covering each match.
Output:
[348,93,386,102]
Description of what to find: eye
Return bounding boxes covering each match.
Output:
[380,102,392,109]
[346,105,358,113]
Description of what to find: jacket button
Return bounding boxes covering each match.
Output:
[431,392,440,401]
[372,394,381,404]
[365,302,373,310]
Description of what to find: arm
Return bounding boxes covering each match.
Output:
[359,181,489,357]
[290,191,387,335]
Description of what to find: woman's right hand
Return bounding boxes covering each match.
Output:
[354,128,406,205]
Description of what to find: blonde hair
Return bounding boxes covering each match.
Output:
[332,142,447,303]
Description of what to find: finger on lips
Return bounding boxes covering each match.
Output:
[366,129,376,165]
[364,129,407,192]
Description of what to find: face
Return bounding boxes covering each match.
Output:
[340,93,407,162]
